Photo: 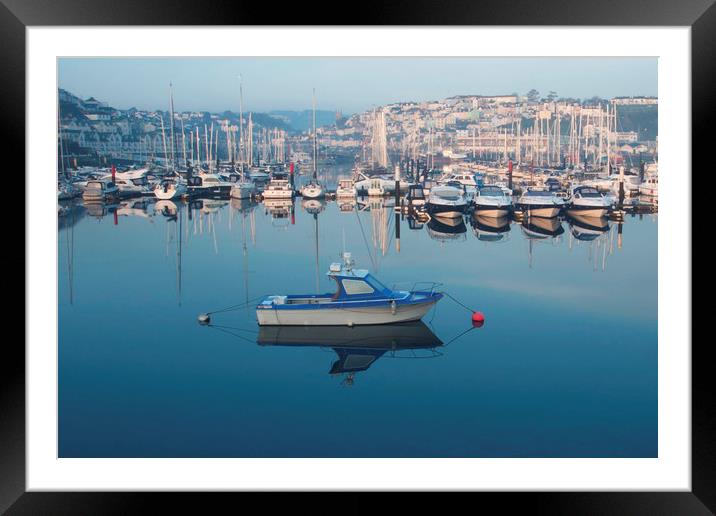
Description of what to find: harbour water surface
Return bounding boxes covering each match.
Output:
[58,183,657,457]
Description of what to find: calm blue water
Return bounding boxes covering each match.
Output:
[58,187,657,458]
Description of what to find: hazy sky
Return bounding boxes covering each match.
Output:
[58,57,657,114]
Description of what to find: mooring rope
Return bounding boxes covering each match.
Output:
[205,295,265,316]
[439,290,476,314]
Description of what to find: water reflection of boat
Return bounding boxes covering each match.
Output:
[301,198,326,215]
[471,213,511,242]
[198,198,229,215]
[230,197,257,213]
[426,215,467,242]
[84,201,119,219]
[257,321,443,382]
[117,198,155,219]
[520,217,564,239]
[155,200,179,218]
[567,214,610,241]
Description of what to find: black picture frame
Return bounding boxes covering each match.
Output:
[4,0,708,513]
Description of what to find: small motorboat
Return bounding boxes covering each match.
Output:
[82,179,119,202]
[256,253,443,326]
[154,177,188,200]
[405,184,427,207]
[638,173,658,197]
[262,178,294,200]
[230,177,255,200]
[187,173,234,197]
[336,178,356,199]
[473,185,513,217]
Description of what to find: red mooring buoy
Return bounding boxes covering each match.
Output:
[471,311,485,327]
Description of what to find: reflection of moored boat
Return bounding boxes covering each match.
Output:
[520,217,564,239]
[256,253,443,326]
[567,214,610,241]
[473,185,513,217]
[257,321,443,378]
[426,215,467,242]
[155,200,179,218]
[471,213,511,242]
[301,198,326,215]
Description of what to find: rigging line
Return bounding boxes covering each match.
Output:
[354,207,377,270]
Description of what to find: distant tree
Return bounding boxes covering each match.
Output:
[546,91,558,102]
[526,89,540,103]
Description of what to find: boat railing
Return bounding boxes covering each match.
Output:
[392,281,443,294]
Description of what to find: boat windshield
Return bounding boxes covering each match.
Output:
[479,186,504,196]
[525,190,551,197]
[577,187,602,197]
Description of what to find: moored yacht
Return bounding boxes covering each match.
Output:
[336,178,356,198]
[516,188,566,218]
[473,185,513,217]
[566,185,613,218]
[638,173,658,197]
[426,182,468,218]
[82,179,119,202]
[153,177,188,200]
[262,178,294,199]
[187,172,234,196]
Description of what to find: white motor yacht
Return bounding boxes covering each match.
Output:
[262,178,294,200]
[473,185,513,217]
[566,185,613,218]
[426,182,468,218]
[516,188,566,218]
[336,178,356,198]
[639,173,658,197]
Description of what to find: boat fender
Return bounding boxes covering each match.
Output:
[390,300,397,315]
[197,313,211,325]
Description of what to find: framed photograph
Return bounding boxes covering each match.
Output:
[6,0,709,512]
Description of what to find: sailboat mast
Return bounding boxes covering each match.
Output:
[169,83,176,172]
[312,88,317,180]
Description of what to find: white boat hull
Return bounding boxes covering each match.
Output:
[230,184,254,199]
[567,207,609,218]
[257,299,437,326]
[475,206,510,218]
[524,206,561,218]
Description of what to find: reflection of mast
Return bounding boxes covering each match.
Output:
[65,208,75,304]
[314,213,319,292]
[176,205,182,305]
